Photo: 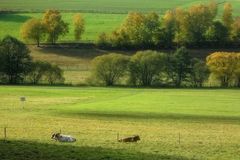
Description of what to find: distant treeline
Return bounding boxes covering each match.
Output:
[18,2,240,50]
[90,48,240,87]
[97,2,240,49]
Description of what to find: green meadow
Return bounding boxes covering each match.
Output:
[0,86,240,160]
[1,0,240,14]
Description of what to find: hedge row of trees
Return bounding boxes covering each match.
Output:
[21,10,85,46]
[90,48,240,87]
[0,36,64,84]
[97,2,240,49]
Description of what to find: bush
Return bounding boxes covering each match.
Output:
[27,61,50,84]
[91,53,129,86]
[128,50,165,86]
[44,64,65,85]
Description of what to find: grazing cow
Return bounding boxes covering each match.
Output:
[118,135,140,143]
[51,133,76,142]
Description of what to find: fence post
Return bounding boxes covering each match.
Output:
[178,132,181,145]
[4,127,7,140]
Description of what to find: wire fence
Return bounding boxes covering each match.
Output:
[1,126,239,146]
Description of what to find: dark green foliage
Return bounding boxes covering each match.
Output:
[165,47,192,87]
[205,21,229,46]
[128,51,165,86]
[189,58,209,87]
[0,36,32,84]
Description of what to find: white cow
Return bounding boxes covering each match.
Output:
[51,133,76,142]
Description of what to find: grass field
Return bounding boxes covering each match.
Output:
[1,0,240,14]
[0,86,240,160]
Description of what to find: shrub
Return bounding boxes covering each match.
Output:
[27,61,51,84]
[91,53,129,86]
[44,64,65,85]
[128,50,165,86]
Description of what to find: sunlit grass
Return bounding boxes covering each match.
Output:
[0,86,240,159]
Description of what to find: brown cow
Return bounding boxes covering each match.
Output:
[118,135,140,143]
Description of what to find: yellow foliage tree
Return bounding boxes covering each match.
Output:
[42,10,69,44]
[207,52,239,87]
[20,18,45,47]
[73,14,85,41]
[222,3,234,33]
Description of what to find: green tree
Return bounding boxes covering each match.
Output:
[129,51,165,86]
[20,18,46,47]
[165,47,192,87]
[73,14,85,41]
[189,58,209,87]
[91,53,129,86]
[0,36,32,84]
[42,10,69,44]
[205,21,229,46]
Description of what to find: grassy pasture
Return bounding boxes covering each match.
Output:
[0,86,240,160]
[0,0,240,14]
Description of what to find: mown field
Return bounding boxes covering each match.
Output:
[2,0,240,13]
[0,86,239,160]
[1,0,240,42]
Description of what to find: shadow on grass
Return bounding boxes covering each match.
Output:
[0,140,193,160]
[0,14,32,23]
[63,111,240,124]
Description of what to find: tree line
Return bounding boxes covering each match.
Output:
[90,48,240,87]
[0,36,64,84]
[21,10,85,46]
[97,2,240,49]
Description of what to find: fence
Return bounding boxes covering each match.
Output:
[1,126,239,146]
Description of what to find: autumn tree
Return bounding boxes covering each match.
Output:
[179,3,217,45]
[91,53,129,86]
[222,3,234,36]
[101,12,160,48]
[232,17,240,44]
[73,14,85,41]
[42,10,69,44]
[161,10,177,48]
[21,18,46,47]
[206,52,237,87]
